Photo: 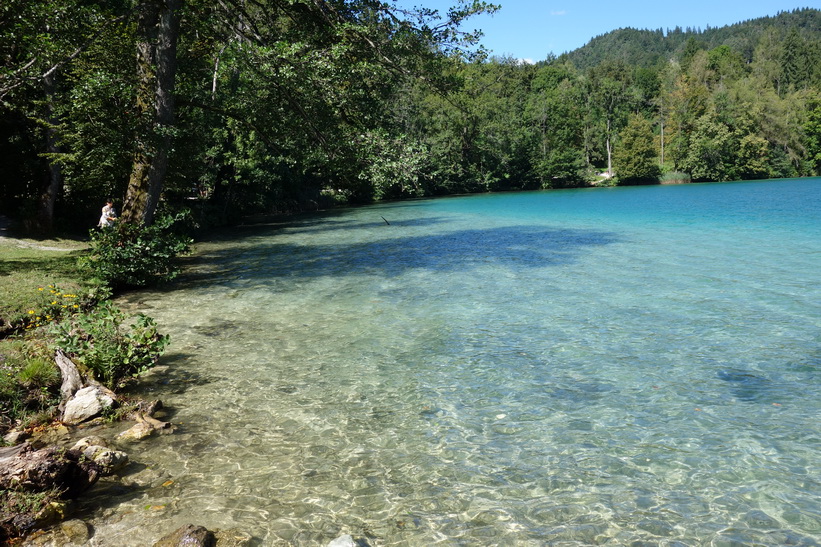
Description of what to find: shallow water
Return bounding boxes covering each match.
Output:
[90,179,819,545]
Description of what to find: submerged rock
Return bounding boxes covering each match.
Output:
[213,528,254,546]
[153,524,215,547]
[60,519,91,543]
[327,534,355,547]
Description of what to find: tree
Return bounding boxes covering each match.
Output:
[587,60,635,176]
[804,97,821,174]
[121,0,182,226]
[526,63,585,186]
[117,0,499,223]
[613,114,660,183]
[0,0,125,232]
[681,112,734,181]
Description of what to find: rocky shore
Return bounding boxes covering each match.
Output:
[2,351,369,547]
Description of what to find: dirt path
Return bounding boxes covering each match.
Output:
[0,215,86,252]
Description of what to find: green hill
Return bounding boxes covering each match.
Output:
[559,7,821,69]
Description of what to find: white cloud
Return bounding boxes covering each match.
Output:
[550,10,567,16]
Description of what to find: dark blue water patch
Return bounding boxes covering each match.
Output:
[285,215,452,234]
[717,369,784,403]
[189,225,620,283]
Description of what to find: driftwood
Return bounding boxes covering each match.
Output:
[136,412,170,430]
[0,444,26,463]
[0,443,100,498]
[54,349,83,413]
[119,399,174,441]
[133,399,171,430]
[0,444,100,542]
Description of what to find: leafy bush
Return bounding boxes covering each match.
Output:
[49,302,169,389]
[81,213,193,289]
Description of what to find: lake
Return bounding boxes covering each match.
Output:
[90,178,820,545]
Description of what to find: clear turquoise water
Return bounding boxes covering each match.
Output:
[97,179,819,545]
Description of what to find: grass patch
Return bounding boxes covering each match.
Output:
[0,241,97,335]
[0,238,99,431]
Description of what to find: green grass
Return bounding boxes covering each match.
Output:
[0,238,96,432]
[0,239,96,334]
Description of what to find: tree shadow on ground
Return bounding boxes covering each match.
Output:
[175,224,621,288]
[200,213,450,241]
[0,250,86,278]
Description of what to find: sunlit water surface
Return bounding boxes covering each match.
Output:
[88,179,819,545]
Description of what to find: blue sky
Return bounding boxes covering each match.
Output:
[393,0,821,63]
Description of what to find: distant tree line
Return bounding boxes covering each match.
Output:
[1,3,820,233]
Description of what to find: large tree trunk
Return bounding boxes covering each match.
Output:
[36,72,62,234]
[121,0,182,226]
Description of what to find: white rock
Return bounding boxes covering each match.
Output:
[62,386,116,424]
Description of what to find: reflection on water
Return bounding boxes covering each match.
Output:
[76,180,821,545]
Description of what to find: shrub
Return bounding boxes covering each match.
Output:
[80,213,193,289]
[48,302,169,389]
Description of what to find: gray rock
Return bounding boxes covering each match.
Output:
[72,436,109,451]
[80,445,129,474]
[327,534,355,547]
[60,519,91,543]
[62,386,116,424]
[3,429,30,445]
[153,524,215,547]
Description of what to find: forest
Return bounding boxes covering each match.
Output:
[1,2,820,234]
